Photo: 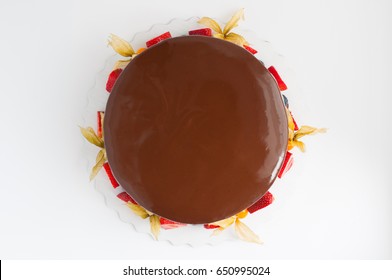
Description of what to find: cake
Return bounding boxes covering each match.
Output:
[104,36,288,224]
[80,10,325,243]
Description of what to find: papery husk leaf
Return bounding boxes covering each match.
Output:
[234,219,263,244]
[127,203,149,219]
[211,227,224,236]
[210,216,236,229]
[90,150,105,181]
[223,8,244,35]
[95,149,106,163]
[293,140,306,152]
[149,215,161,240]
[113,59,131,70]
[225,32,248,46]
[80,126,104,148]
[295,126,327,140]
[288,129,295,140]
[108,34,135,57]
[198,17,222,33]
[213,33,225,40]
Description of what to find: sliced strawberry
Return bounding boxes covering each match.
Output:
[247,191,274,214]
[159,217,186,230]
[188,28,212,36]
[146,32,172,48]
[243,45,258,54]
[117,191,137,204]
[203,224,220,229]
[290,111,299,131]
[97,111,104,138]
[278,151,294,178]
[268,66,288,91]
[103,162,119,188]
[106,68,123,93]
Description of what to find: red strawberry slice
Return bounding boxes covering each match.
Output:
[97,111,104,138]
[247,191,274,214]
[290,111,299,131]
[278,151,294,178]
[268,66,288,91]
[188,28,212,36]
[103,162,119,188]
[146,32,172,48]
[117,191,137,204]
[203,224,220,229]
[159,217,186,230]
[243,45,258,54]
[106,68,123,93]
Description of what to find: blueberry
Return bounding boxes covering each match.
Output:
[282,94,289,108]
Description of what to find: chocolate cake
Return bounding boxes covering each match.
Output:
[104,36,288,224]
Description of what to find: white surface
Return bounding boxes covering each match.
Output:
[0,0,391,259]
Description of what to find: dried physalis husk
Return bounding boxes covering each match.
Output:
[149,215,161,240]
[234,219,263,244]
[80,126,104,148]
[90,149,106,181]
[198,17,223,34]
[108,34,135,57]
[225,32,248,46]
[211,227,225,236]
[127,203,150,219]
[127,203,162,240]
[108,35,143,70]
[210,215,237,237]
[198,8,248,46]
[209,209,261,243]
[210,216,236,229]
[295,126,327,140]
[80,126,106,180]
[222,8,244,35]
[113,59,131,70]
[286,109,326,152]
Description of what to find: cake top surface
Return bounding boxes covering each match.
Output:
[104,36,288,224]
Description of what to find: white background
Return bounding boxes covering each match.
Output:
[0,0,391,259]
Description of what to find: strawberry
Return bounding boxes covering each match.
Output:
[290,111,299,130]
[243,45,258,54]
[106,68,123,93]
[159,217,186,230]
[268,66,288,91]
[97,111,104,138]
[278,151,294,178]
[188,28,212,36]
[117,191,137,204]
[247,191,274,214]
[146,32,172,48]
[203,224,220,229]
[103,162,119,188]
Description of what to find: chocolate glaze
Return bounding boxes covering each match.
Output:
[104,36,288,224]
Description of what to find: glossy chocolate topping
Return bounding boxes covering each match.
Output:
[104,36,288,224]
